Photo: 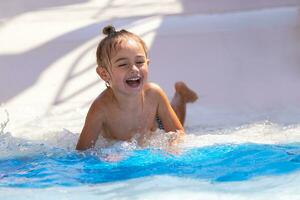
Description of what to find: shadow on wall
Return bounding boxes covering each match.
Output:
[0,15,159,106]
[0,0,177,105]
[0,0,88,20]
[0,0,116,104]
[0,22,101,103]
[1,0,300,110]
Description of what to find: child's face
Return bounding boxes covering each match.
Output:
[107,39,149,94]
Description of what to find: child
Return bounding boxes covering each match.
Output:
[76,25,198,150]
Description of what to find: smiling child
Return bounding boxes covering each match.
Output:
[76,25,198,150]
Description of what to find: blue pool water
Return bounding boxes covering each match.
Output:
[1,143,300,188]
[1,106,300,199]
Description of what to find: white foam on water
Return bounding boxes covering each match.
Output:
[183,121,300,148]
[1,104,300,155]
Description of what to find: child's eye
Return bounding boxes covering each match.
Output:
[136,61,145,65]
[118,63,128,67]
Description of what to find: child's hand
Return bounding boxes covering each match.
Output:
[168,130,184,146]
[166,130,184,155]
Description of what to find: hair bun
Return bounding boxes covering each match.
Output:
[102,25,116,36]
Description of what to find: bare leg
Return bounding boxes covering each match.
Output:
[171,82,198,125]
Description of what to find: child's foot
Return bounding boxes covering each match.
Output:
[175,82,198,103]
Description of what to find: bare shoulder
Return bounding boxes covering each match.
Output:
[144,82,165,97]
[86,89,112,120]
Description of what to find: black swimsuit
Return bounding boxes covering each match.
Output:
[156,116,164,130]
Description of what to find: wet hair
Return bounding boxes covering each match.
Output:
[96,25,148,70]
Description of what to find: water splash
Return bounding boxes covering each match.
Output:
[0,105,9,134]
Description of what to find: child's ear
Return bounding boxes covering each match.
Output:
[96,66,110,82]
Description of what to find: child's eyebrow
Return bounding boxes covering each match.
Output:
[136,55,146,59]
[115,56,145,63]
[114,57,127,63]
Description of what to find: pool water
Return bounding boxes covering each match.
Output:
[1,142,300,188]
[1,106,300,199]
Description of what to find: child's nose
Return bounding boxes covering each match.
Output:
[131,64,139,71]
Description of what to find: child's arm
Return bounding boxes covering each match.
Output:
[154,84,184,134]
[76,102,104,150]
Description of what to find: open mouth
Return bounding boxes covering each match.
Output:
[125,76,142,88]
